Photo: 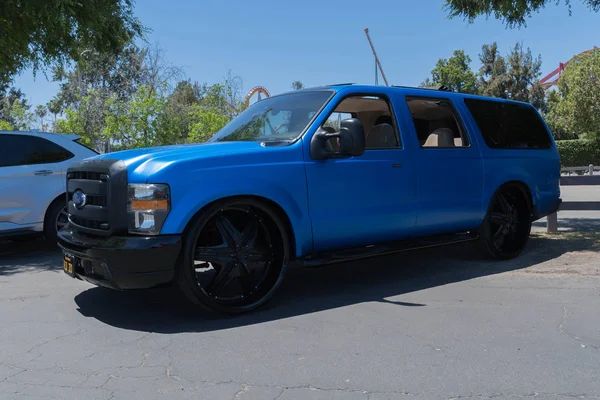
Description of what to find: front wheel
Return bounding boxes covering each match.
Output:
[177,199,290,314]
[476,186,532,260]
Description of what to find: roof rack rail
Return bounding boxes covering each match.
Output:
[392,84,451,92]
[420,85,450,91]
[326,82,355,86]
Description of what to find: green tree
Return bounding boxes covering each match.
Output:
[546,49,600,140]
[421,50,479,94]
[52,43,179,151]
[0,83,29,126]
[35,104,48,131]
[10,99,35,130]
[155,79,202,144]
[47,98,62,128]
[478,42,546,110]
[0,0,145,83]
[443,0,600,28]
[291,81,304,90]
[187,107,230,143]
[0,97,34,130]
[545,90,578,140]
[0,120,12,130]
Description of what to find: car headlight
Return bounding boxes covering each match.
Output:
[127,184,170,235]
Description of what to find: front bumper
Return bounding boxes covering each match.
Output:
[57,226,182,290]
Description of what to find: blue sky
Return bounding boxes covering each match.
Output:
[13,0,600,107]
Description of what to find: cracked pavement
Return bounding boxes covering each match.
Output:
[1,215,600,399]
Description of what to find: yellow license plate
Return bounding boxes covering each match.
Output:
[63,255,74,277]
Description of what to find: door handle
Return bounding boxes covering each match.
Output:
[34,170,54,176]
[392,164,403,168]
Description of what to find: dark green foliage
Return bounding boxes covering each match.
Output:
[556,139,600,167]
[0,83,29,126]
[478,42,546,110]
[0,0,145,83]
[420,50,479,94]
[443,0,600,27]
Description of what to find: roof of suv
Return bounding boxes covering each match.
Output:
[291,83,534,107]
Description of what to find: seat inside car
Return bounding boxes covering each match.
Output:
[423,128,456,147]
[366,115,397,148]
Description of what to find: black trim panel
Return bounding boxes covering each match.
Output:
[66,158,129,236]
[301,232,478,267]
[57,225,182,290]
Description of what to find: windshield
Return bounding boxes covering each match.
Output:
[209,90,334,143]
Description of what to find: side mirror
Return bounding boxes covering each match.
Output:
[310,118,366,160]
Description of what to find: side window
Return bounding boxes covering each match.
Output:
[464,98,552,149]
[320,95,401,150]
[405,97,470,148]
[0,135,74,167]
[324,112,352,131]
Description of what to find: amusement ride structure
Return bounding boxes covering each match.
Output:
[243,86,270,107]
[539,46,598,89]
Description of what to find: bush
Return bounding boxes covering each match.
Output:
[556,139,600,167]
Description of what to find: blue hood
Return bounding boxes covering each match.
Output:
[94,141,273,181]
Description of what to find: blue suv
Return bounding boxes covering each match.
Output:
[58,84,561,314]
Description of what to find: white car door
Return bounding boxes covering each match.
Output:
[0,134,70,231]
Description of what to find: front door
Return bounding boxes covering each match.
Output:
[303,92,417,253]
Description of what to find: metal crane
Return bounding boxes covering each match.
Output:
[364,28,389,86]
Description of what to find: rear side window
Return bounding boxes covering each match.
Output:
[0,135,74,167]
[463,98,552,149]
[73,138,99,154]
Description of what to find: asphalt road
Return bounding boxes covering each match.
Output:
[1,187,599,400]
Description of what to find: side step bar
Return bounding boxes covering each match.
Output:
[301,232,478,267]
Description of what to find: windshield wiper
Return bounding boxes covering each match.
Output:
[259,137,293,145]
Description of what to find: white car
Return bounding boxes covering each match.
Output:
[0,130,98,243]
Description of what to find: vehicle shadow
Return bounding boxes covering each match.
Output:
[0,237,61,276]
[73,222,600,334]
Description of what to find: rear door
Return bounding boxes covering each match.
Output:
[0,134,73,230]
[398,95,484,235]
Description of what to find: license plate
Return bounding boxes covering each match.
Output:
[63,254,76,277]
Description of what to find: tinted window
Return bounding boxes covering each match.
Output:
[464,98,552,149]
[0,135,74,167]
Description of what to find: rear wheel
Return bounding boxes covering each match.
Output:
[477,186,532,260]
[177,199,290,314]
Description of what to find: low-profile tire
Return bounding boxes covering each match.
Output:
[476,185,532,260]
[44,198,69,245]
[177,198,291,315]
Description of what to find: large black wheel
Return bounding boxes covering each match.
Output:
[177,199,290,314]
[477,186,532,260]
[44,198,68,245]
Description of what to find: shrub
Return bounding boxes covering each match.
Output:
[556,139,600,167]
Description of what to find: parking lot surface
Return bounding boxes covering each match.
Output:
[1,208,599,399]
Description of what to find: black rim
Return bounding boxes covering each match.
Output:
[489,191,527,253]
[192,206,282,307]
[55,206,68,232]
